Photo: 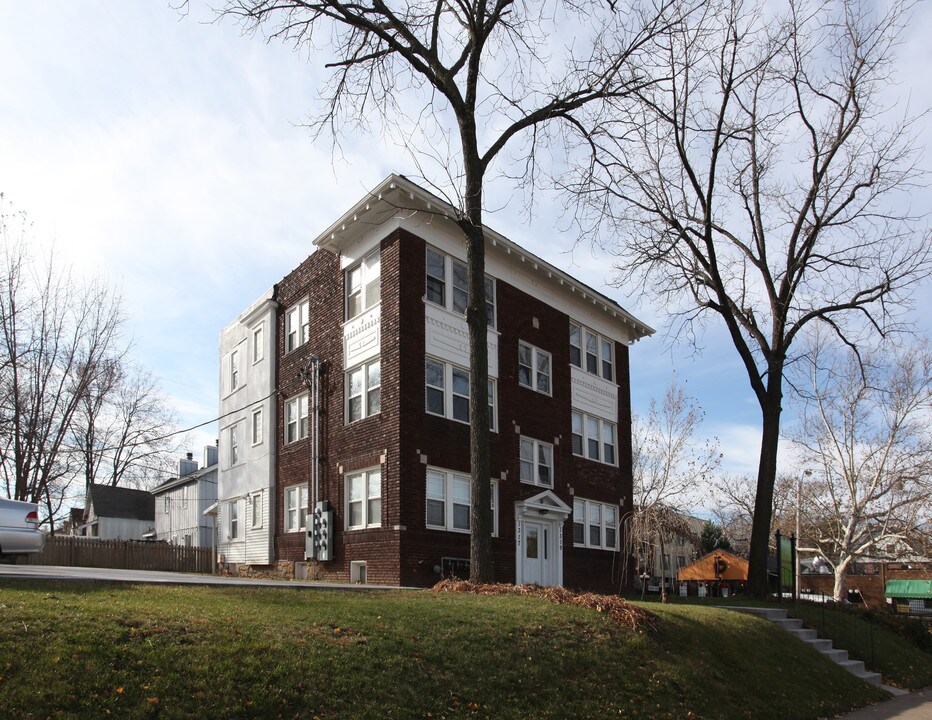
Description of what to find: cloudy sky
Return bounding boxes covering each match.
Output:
[2,1,930,485]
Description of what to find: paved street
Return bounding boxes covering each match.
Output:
[0,563,414,591]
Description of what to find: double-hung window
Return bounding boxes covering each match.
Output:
[286,394,309,443]
[286,300,310,352]
[346,359,381,423]
[517,342,551,394]
[230,350,240,391]
[346,248,381,320]
[519,437,553,487]
[285,484,308,532]
[425,358,496,430]
[252,324,264,363]
[229,425,239,466]
[569,322,614,382]
[251,408,263,446]
[229,501,239,540]
[573,498,618,550]
[571,411,617,465]
[425,246,496,327]
[426,467,498,535]
[346,469,381,529]
[250,493,263,530]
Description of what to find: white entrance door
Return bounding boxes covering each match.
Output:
[524,520,551,586]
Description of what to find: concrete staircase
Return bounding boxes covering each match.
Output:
[727,606,883,686]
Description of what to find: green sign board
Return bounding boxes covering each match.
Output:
[780,537,793,589]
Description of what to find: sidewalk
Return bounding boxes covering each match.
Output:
[837,689,931,720]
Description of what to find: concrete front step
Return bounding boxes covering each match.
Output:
[820,648,849,663]
[725,606,882,687]
[805,638,833,652]
[773,617,804,631]
[789,627,818,641]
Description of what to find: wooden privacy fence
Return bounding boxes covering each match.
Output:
[22,536,214,574]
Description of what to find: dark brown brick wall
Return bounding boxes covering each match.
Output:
[269,228,635,592]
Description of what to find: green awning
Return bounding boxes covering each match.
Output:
[885,579,932,599]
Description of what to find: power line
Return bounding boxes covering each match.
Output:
[76,389,279,455]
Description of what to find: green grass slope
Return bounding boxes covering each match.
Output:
[0,581,885,719]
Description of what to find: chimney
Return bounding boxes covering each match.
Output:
[203,444,219,468]
[179,453,198,476]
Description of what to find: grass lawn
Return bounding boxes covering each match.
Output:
[0,580,887,719]
[641,595,932,690]
[784,601,932,689]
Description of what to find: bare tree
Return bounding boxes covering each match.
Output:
[72,361,182,490]
[712,472,797,557]
[568,0,931,595]
[791,336,932,601]
[627,378,719,600]
[215,0,676,581]
[0,209,123,526]
[0,203,180,529]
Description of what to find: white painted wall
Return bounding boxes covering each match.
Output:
[217,287,277,564]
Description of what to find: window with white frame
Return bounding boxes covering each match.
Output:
[425,246,495,327]
[519,437,553,487]
[229,425,240,466]
[346,248,381,320]
[518,342,551,395]
[230,349,240,392]
[425,358,496,430]
[425,468,498,535]
[571,411,617,465]
[346,468,381,529]
[569,322,614,382]
[250,492,263,529]
[284,484,308,533]
[251,408,263,446]
[252,324,264,363]
[285,394,309,443]
[228,501,239,540]
[573,498,618,550]
[286,299,310,352]
[346,359,381,423]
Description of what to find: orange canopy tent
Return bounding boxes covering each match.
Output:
[677,550,749,582]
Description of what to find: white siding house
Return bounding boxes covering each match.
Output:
[151,447,218,548]
[216,287,277,565]
[80,485,155,540]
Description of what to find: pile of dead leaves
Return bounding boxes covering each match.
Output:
[432,579,658,632]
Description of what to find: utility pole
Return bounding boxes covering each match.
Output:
[796,469,811,598]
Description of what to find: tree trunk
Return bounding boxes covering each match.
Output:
[833,560,849,603]
[460,151,493,584]
[746,373,784,597]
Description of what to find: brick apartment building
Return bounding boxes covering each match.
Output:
[216,174,653,591]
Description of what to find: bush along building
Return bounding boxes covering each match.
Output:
[216,175,653,591]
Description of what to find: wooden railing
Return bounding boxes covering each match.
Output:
[21,536,214,574]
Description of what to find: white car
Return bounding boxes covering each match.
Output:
[0,498,45,558]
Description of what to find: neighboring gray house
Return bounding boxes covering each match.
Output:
[150,447,218,548]
[79,484,155,540]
